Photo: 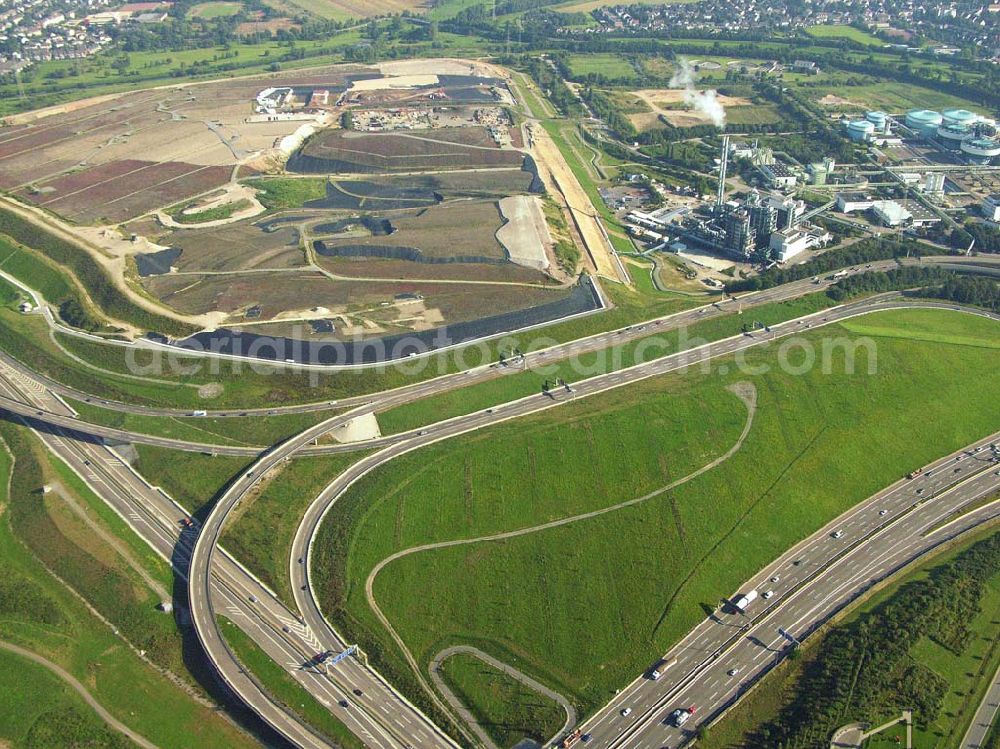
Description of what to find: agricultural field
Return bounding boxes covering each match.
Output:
[275,0,430,20]
[188,1,244,17]
[313,308,1000,720]
[804,23,885,47]
[808,80,983,113]
[564,53,638,81]
[556,0,697,11]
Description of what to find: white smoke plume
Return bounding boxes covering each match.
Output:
[669,57,727,129]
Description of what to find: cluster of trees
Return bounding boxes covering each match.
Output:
[748,531,1000,749]
[578,87,637,140]
[524,56,582,116]
[919,275,1000,310]
[954,224,1000,254]
[826,266,951,301]
[724,238,944,293]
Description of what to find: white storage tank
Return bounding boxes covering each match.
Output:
[937,123,971,150]
[865,111,888,133]
[941,108,978,127]
[846,119,875,142]
[905,109,943,138]
[961,137,1000,164]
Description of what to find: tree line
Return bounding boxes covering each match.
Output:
[747,531,1000,749]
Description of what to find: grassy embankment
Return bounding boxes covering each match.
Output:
[0,207,194,336]
[0,265,700,409]
[65,396,341,447]
[376,292,835,434]
[314,308,1000,723]
[439,652,566,748]
[221,451,369,606]
[0,422,261,747]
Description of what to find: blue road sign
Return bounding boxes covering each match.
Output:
[329,645,357,666]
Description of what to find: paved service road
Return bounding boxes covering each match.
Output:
[0,640,160,749]
[962,663,1000,749]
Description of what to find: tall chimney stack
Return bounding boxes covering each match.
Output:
[717,134,731,209]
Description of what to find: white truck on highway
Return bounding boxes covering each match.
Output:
[732,589,758,612]
[649,657,676,680]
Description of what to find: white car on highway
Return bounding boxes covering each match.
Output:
[668,707,695,727]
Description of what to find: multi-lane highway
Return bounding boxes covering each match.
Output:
[579,438,1000,748]
[275,299,998,746]
[0,362,454,749]
[962,663,1000,749]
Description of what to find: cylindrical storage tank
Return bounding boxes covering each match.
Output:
[846,120,875,142]
[941,108,978,127]
[905,109,943,138]
[961,138,1000,164]
[937,123,971,150]
[865,111,887,132]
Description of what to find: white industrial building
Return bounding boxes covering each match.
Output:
[872,201,912,227]
[836,193,875,213]
[768,227,832,262]
[983,194,1000,222]
[758,162,797,189]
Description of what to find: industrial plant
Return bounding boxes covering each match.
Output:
[845,106,1000,164]
[625,135,831,265]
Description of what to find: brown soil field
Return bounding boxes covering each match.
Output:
[315,201,507,259]
[27,162,231,223]
[142,271,567,331]
[0,65,370,217]
[165,222,304,273]
[294,127,523,173]
[317,256,551,284]
[627,89,753,128]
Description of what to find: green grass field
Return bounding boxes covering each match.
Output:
[249,177,329,210]
[222,452,368,606]
[805,24,884,47]
[565,54,637,81]
[0,649,131,748]
[376,293,833,434]
[809,80,983,112]
[439,652,566,748]
[315,308,1000,719]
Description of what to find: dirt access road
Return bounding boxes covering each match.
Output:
[527,122,627,283]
